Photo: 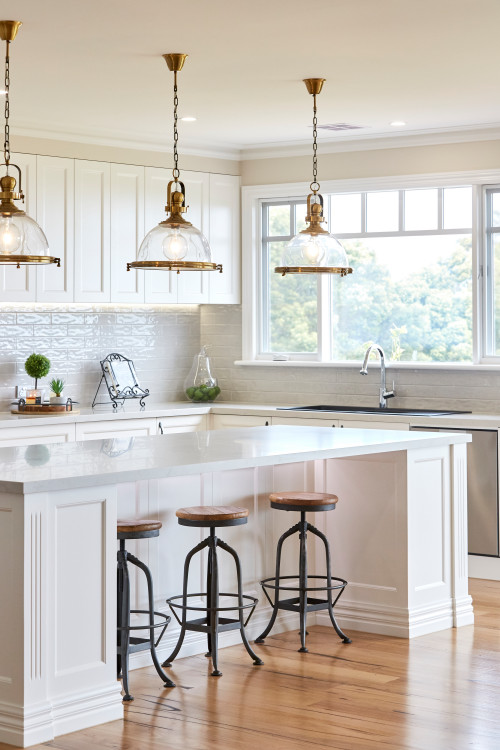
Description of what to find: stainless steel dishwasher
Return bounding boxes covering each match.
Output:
[410,426,499,557]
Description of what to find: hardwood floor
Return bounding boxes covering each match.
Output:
[3,578,500,750]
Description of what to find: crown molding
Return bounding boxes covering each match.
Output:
[12,121,500,165]
[13,123,241,162]
[240,124,500,160]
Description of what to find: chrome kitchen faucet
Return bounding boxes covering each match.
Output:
[360,344,395,409]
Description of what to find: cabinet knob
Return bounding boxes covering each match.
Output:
[265,421,269,426]
[158,422,163,435]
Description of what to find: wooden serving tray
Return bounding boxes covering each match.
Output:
[11,404,80,416]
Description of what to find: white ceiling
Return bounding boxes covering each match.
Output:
[3,0,500,157]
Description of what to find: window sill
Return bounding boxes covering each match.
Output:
[234,360,500,372]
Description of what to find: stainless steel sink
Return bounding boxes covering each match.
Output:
[278,405,471,417]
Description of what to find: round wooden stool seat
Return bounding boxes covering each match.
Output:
[117,519,162,540]
[270,491,339,512]
[176,506,249,527]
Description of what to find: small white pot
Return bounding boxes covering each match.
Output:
[50,395,66,405]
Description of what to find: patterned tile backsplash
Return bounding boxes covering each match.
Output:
[0,304,200,409]
[3,301,500,414]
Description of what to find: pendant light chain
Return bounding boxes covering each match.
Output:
[172,70,180,182]
[3,39,10,166]
[310,93,319,194]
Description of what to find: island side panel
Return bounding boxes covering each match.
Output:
[450,441,474,627]
[0,493,26,747]
[407,445,453,636]
[319,451,411,637]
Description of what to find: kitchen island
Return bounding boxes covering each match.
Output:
[0,425,472,747]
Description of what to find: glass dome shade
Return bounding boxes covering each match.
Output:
[137,222,214,269]
[0,211,50,261]
[281,231,351,271]
[0,172,58,265]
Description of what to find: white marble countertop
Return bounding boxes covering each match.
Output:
[0,400,499,430]
[0,425,470,494]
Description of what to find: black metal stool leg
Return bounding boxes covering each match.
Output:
[209,530,222,676]
[163,537,210,667]
[126,552,176,687]
[117,553,123,680]
[308,522,351,644]
[205,544,213,659]
[298,512,308,652]
[255,522,300,643]
[117,542,133,701]
[218,538,263,666]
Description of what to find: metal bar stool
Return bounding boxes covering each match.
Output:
[162,506,264,677]
[117,519,175,701]
[255,492,351,652]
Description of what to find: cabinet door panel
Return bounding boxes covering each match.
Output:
[36,156,74,301]
[0,153,37,301]
[209,173,240,304]
[110,164,145,303]
[144,167,177,303]
[157,415,207,434]
[74,160,110,302]
[271,416,339,427]
[0,423,75,447]
[75,418,157,441]
[177,171,210,303]
[339,420,409,430]
[210,414,270,429]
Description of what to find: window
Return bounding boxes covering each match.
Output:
[260,186,473,363]
[484,187,500,356]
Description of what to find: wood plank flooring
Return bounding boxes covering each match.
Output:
[3,578,500,750]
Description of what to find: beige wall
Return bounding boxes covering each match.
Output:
[12,134,241,176]
[241,138,500,185]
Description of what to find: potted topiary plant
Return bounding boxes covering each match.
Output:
[24,353,50,405]
[49,378,65,405]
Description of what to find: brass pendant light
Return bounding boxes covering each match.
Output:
[128,54,222,275]
[275,78,352,277]
[0,21,59,268]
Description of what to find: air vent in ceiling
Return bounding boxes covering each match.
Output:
[316,123,365,131]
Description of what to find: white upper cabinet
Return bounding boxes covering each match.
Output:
[0,153,37,302]
[0,154,240,306]
[36,156,75,302]
[177,170,210,304]
[209,173,240,304]
[144,166,178,304]
[74,160,110,302]
[110,164,145,303]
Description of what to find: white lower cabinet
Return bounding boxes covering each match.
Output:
[339,419,409,430]
[271,416,339,427]
[75,418,157,441]
[157,415,207,434]
[210,414,270,429]
[0,422,76,447]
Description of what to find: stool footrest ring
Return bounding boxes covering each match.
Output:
[167,592,259,628]
[260,574,347,611]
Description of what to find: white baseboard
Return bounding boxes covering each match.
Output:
[0,699,54,748]
[51,684,123,740]
[468,554,500,580]
[0,686,123,748]
[317,598,463,639]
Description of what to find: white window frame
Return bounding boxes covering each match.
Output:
[241,169,500,370]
